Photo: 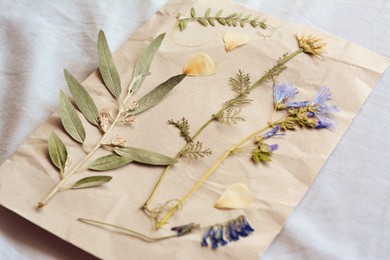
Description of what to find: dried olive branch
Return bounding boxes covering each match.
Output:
[38,76,142,208]
[142,48,304,214]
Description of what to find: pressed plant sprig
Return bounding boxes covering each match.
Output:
[78,215,254,249]
[155,83,339,228]
[177,7,272,31]
[38,31,186,208]
[142,33,326,220]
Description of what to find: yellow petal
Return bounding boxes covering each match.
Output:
[223,32,249,52]
[214,183,253,209]
[183,52,219,76]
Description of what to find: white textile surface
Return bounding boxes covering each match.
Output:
[0,0,389,259]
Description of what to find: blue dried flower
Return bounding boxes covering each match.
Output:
[274,83,308,109]
[201,215,254,249]
[263,125,283,139]
[171,222,199,236]
[269,144,278,152]
[309,86,339,129]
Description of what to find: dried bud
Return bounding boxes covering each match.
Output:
[296,33,327,58]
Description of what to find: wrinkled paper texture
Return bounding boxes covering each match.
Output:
[0,0,389,259]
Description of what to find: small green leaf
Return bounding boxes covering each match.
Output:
[226,13,237,18]
[115,147,178,166]
[48,132,68,170]
[217,18,226,25]
[59,90,86,143]
[208,18,215,26]
[64,69,99,126]
[242,14,252,20]
[131,33,165,93]
[226,18,232,26]
[205,8,211,17]
[190,7,196,17]
[98,30,121,97]
[232,19,237,27]
[89,154,133,171]
[131,74,186,115]
[198,18,208,26]
[71,176,112,189]
[216,9,223,17]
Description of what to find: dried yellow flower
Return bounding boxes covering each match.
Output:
[183,52,219,76]
[296,33,327,58]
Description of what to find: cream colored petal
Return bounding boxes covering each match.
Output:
[214,183,253,209]
[223,32,249,52]
[183,52,219,76]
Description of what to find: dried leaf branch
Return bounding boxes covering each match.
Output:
[38,31,186,208]
[177,7,272,31]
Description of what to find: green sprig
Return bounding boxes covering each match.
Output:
[177,7,271,31]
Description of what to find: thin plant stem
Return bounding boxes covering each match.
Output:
[78,218,177,242]
[155,117,286,229]
[38,77,141,208]
[142,48,303,212]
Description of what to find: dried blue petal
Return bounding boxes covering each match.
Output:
[226,222,239,241]
[273,83,299,109]
[269,144,278,152]
[201,227,212,247]
[233,220,249,237]
[263,125,282,139]
[239,215,254,233]
[210,226,219,249]
[216,225,228,246]
[171,223,198,236]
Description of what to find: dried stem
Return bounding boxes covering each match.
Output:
[142,48,304,215]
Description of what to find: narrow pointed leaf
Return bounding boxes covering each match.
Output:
[205,8,211,17]
[64,69,99,125]
[216,9,223,17]
[89,154,133,171]
[131,74,186,115]
[48,132,68,170]
[59,90,86,143]
[115,147,178,166]
[190,7,196,17]
[71,176,112,189]
[130,33,165,93]
[98,30,121,97]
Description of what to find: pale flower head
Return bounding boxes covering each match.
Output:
[296,33,327,58]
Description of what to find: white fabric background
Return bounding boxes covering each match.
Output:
[0,0,389,259]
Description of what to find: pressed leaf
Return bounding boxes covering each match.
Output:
[115,147,178,166]
[215,9,223,17]
[48,132,68,170]
[131,74,186,115]
[89,154,133,171]
[71,176,112,189]
[208,18,215,26]
[64,69,99,125]
[131,33,165,93]
[59,90,86,143]
[205,8,211,17]
[98,30,121,97]
[217,18,226,25]
[190,7,196,17]
[198,18,208,26]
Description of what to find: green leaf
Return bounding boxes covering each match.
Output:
[59,90,86,143]
[71,176,112,189]
[89,154,133,171]
[64,69,99,126]
[198,18,208,26]
[217,18,226,25]
[216,9,223,17]
[226,13,238,18]
[190,7,196,17]
[208,18,215,26]
[115,147,178,166]
[98,30,121,97]
[131,74,186,115]
[130,33,165,93]
[48,132,68,170]
[205,8,211,17]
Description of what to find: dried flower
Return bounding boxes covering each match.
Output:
[98,108,112,132]
[171,223,200,236]
[111,135,126,147]
[201,215,254,249]
[308,86,339,129]
[273,83,308,109]
[296,33,327,58]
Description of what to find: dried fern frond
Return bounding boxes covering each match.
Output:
[168,117,192,143]
[229,70,251,95]
[183,141,212,160]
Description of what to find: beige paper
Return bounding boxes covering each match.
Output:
[0,0,389,259]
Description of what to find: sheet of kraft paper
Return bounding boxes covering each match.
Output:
[0,0,389,259]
